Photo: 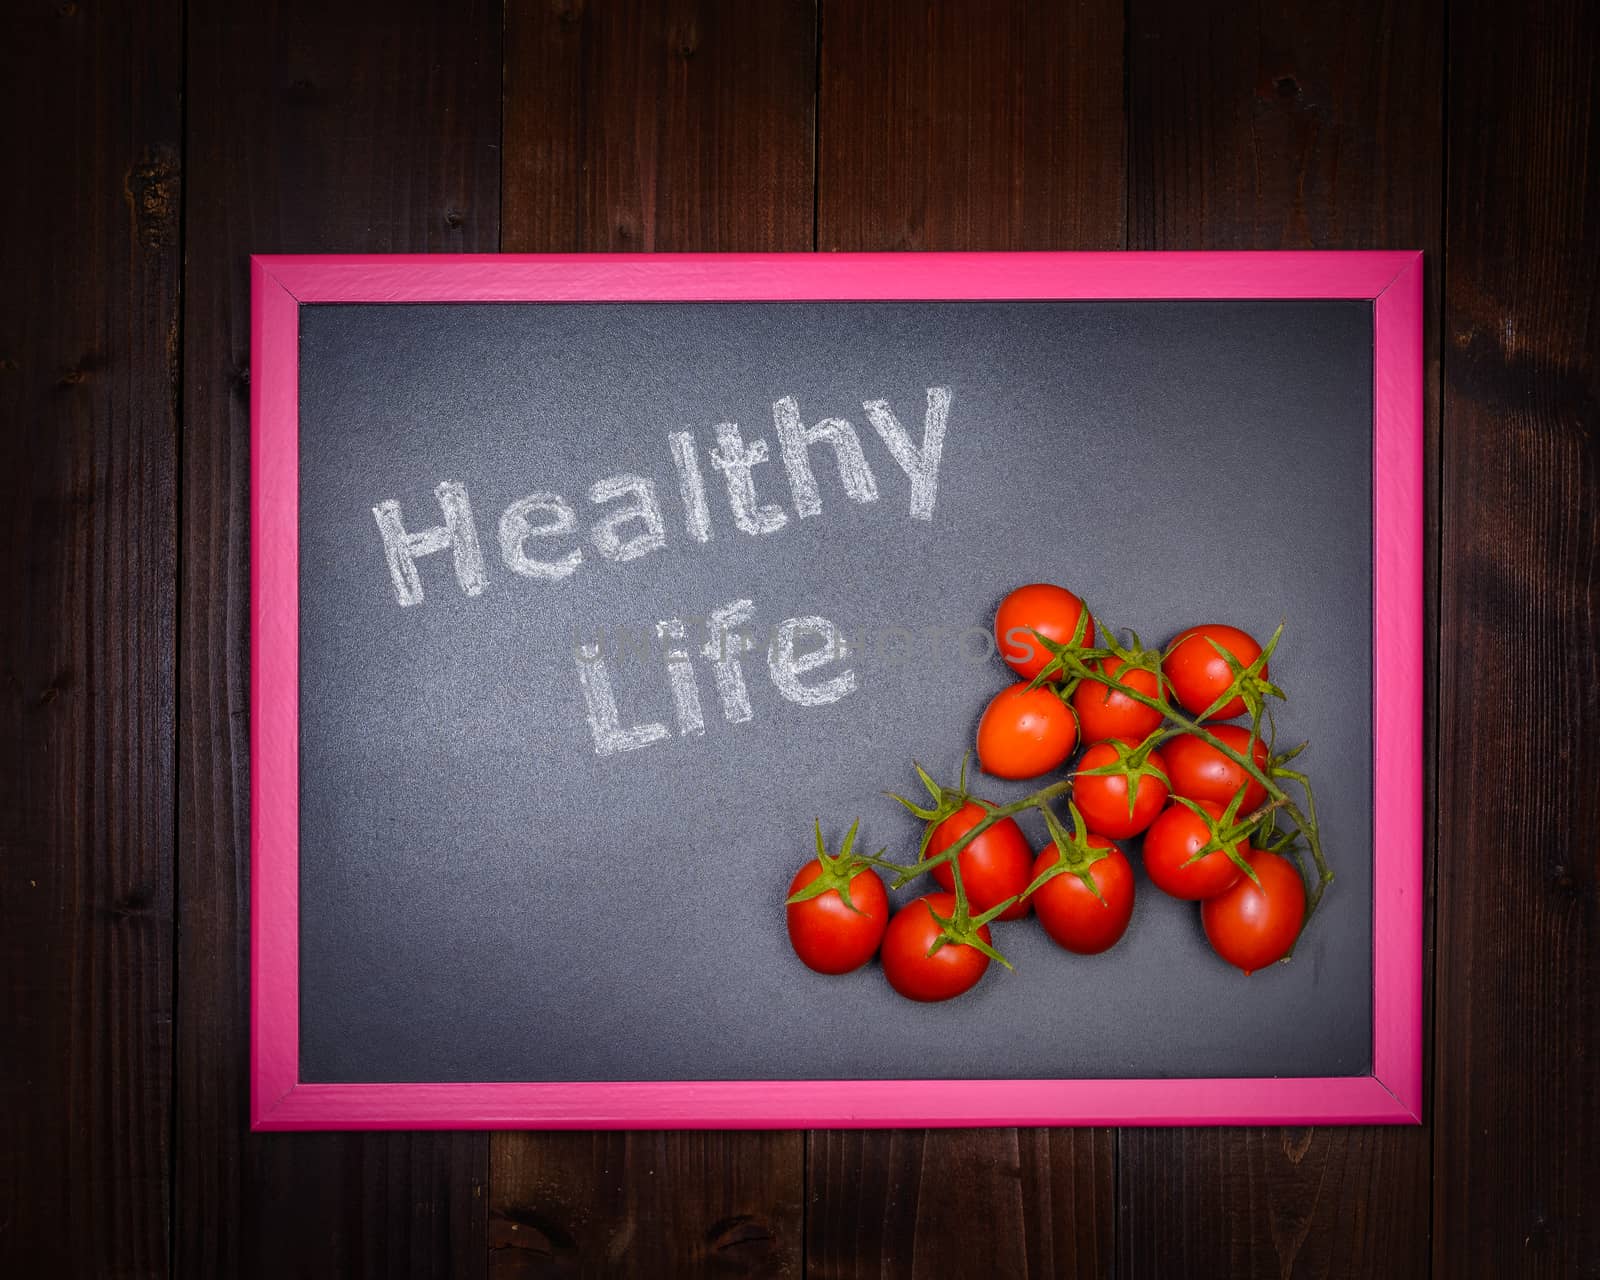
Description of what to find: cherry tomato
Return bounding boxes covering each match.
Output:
[1141,800,1245,900]
[977,682,1078,779]
[1163,725,1270,812]
[1163,624,1265,720]
[880,893,992,1002]
[1072,740,1169,839]
[928,803,1033,921]
[785,860,889,975]
[994,583,1095,681]
[1202,850,1307,974]
[1071,657,1164,743]
[1030,839,1134,955]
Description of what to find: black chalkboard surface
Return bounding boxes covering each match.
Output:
[293,297,1372,1086]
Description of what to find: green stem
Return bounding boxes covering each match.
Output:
[1270,764,1334,917]
[1089,674,1332,929]
[890,776,1075,890]
[886,652,1332,941]
[947,835,971,918]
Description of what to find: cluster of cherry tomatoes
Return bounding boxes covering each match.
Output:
[785,583,1330,1003]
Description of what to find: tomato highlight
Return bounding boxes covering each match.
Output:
[977,682,1078,779]
[994,583,1094,681]
[1163,623,1266,720]
[1030,838,1135,955]
[927,803,1033,920]
[1202,850,1307,974]
[880,893,994,1002]
[789,583,1330,998]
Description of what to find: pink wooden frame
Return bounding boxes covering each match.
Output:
[251,252,1424,1130]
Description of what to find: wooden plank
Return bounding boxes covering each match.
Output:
[175,2,500,1275]
[1121,2,1441,1276]
[0,1,179,1275]
[817,0,1125,251]
[490,1133,804,1277]
[503,0,817,251]
[806,1129,1114,1279]
[810,3,1124,1274]
[492,4,814,1274]
[1119,1127,1431,1278]
[1129,2,1443,255]
[1434,1,1600,1274]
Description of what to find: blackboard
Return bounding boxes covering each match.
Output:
[291,295,1373,1086]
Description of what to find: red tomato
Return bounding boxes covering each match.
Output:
[785,859,889,974]
[880,893,992,1002]
[1163,725,1270,812]
[994,583,1095,681]
[977,682,1078,779]
[1141,800,1245,900]
[928,803,1033,920]
[1072,741,1169,839]
[1163,624,1265,720]
[1071,657,1164,743]
[1202,850,1307,974]
[1030,839,1134,955]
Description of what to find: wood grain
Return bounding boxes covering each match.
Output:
[13,2,1600,1273]
[1435,0,1600,1274]
[0,1,179,1274]
[806,1129,1114,1279]
[1119,1127,1430,1278]
[175,2,500,1275]
[503,0,816,252]
[816,0,1125,252]
[1129,0,1443,255]
[1121,2,1441,1275]
[493,4,815,1273]
[490,1133,803,1278]
[810,3,1124,1274]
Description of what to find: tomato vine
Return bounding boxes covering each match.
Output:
[786,592,1334,988]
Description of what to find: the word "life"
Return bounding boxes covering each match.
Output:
[370,387,953,607]
[578,597,853,757]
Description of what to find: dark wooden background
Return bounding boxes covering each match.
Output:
[4,1,1596,1275]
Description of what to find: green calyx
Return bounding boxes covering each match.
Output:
[1181,621,1289,724]
[1095,623,1167,685]
[882,759,1076,893]
[1022,799,1114,904]
[784,818,885,915]
[1073,733,1172,821]
[886,757,971,863]
[798,614,1336,975]
[1052,625,1331,933]
[922,893,1015,971]
[1171,788,1272,889]
[1024,610,1107,695]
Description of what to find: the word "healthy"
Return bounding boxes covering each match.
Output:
[369,387,953,756]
